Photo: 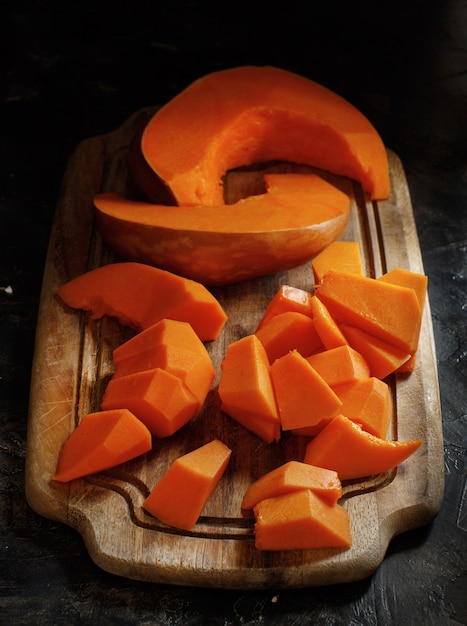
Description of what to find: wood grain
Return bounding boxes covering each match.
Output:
[25,109,444,588]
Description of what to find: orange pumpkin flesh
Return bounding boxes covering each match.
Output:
[94,173,350,285]
[134,66,390,204]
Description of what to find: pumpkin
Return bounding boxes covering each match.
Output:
[94,173,350,285]
[130,65,390,205]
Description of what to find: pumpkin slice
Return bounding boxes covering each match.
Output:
[241,461,342,510]
[316,270,422,353]
[132,65,389,204]
[56,262,227,340]
[339,323,411,379]
[309,294,348,349]
[304,414,423,480]
[94,173,350,285]
[218,334,281,443]
[377,268,428,373]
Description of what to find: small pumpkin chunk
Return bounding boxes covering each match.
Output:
[270,350,342,434]
[52,409,152,483]
[306,344,370,387]
[312,240,364,284]
[143,440,231,530]
[253,489,352,551]
[333,377,393,439]
[256,284,314,330]
[255,311,323,363]
[241,461,342,510]
[101,368,201,438]
[218,334,281,443]
[339,323,411,379]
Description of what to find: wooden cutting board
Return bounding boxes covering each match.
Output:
[25,108,444,589]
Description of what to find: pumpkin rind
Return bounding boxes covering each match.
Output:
[94,173,350,285]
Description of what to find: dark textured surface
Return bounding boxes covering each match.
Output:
[1,1,466,624]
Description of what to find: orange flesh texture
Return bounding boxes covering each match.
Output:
[396,354,418,374]
[218,334,280,443]
[112,344,215,405]
[309,294,348,349]
[52,409,152,483]
[93,175,350,285]
[339,323,411,379]
[378,268,428,310]
[101,368,200,438]
[270,350,342,432]
[241,461,342,510]
[377,268,428,373]
[255,311,323,363]
[56,262,227,341]
[312,240,364,284]
[316,271,422,353]
[141,66,389,203]
[112,318,207,364]
[304,414,423,481]
[333,377,393,439]
[97,174,349,232]
[256,285,314,330]
[305,344,370,387]
[253,489,352,551]
[143,439,231,530]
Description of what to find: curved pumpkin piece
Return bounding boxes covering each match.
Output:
[94,173,350,285]
[241,461,342,510]
[304,414,423,481]
[134,66,389,203]
[56,262,227,340]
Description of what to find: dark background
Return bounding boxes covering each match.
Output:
[2,1,466,624]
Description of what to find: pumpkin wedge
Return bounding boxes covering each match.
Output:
[218,334,281,443]
[94,173,350,285]
[304,414,423,480]
[56,262,227,340]
[241,461,342,510]
[316,270,422,354]
[52,409,152,483]
[131,65,390,204]
[143,439,232,531]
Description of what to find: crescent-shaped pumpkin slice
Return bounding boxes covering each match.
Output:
[56,262,227,340]
[131,65,390,204]
[94,173,350,285]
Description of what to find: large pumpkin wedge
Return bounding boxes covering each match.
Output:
[94,173,350,285]
[131,66,390,205]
